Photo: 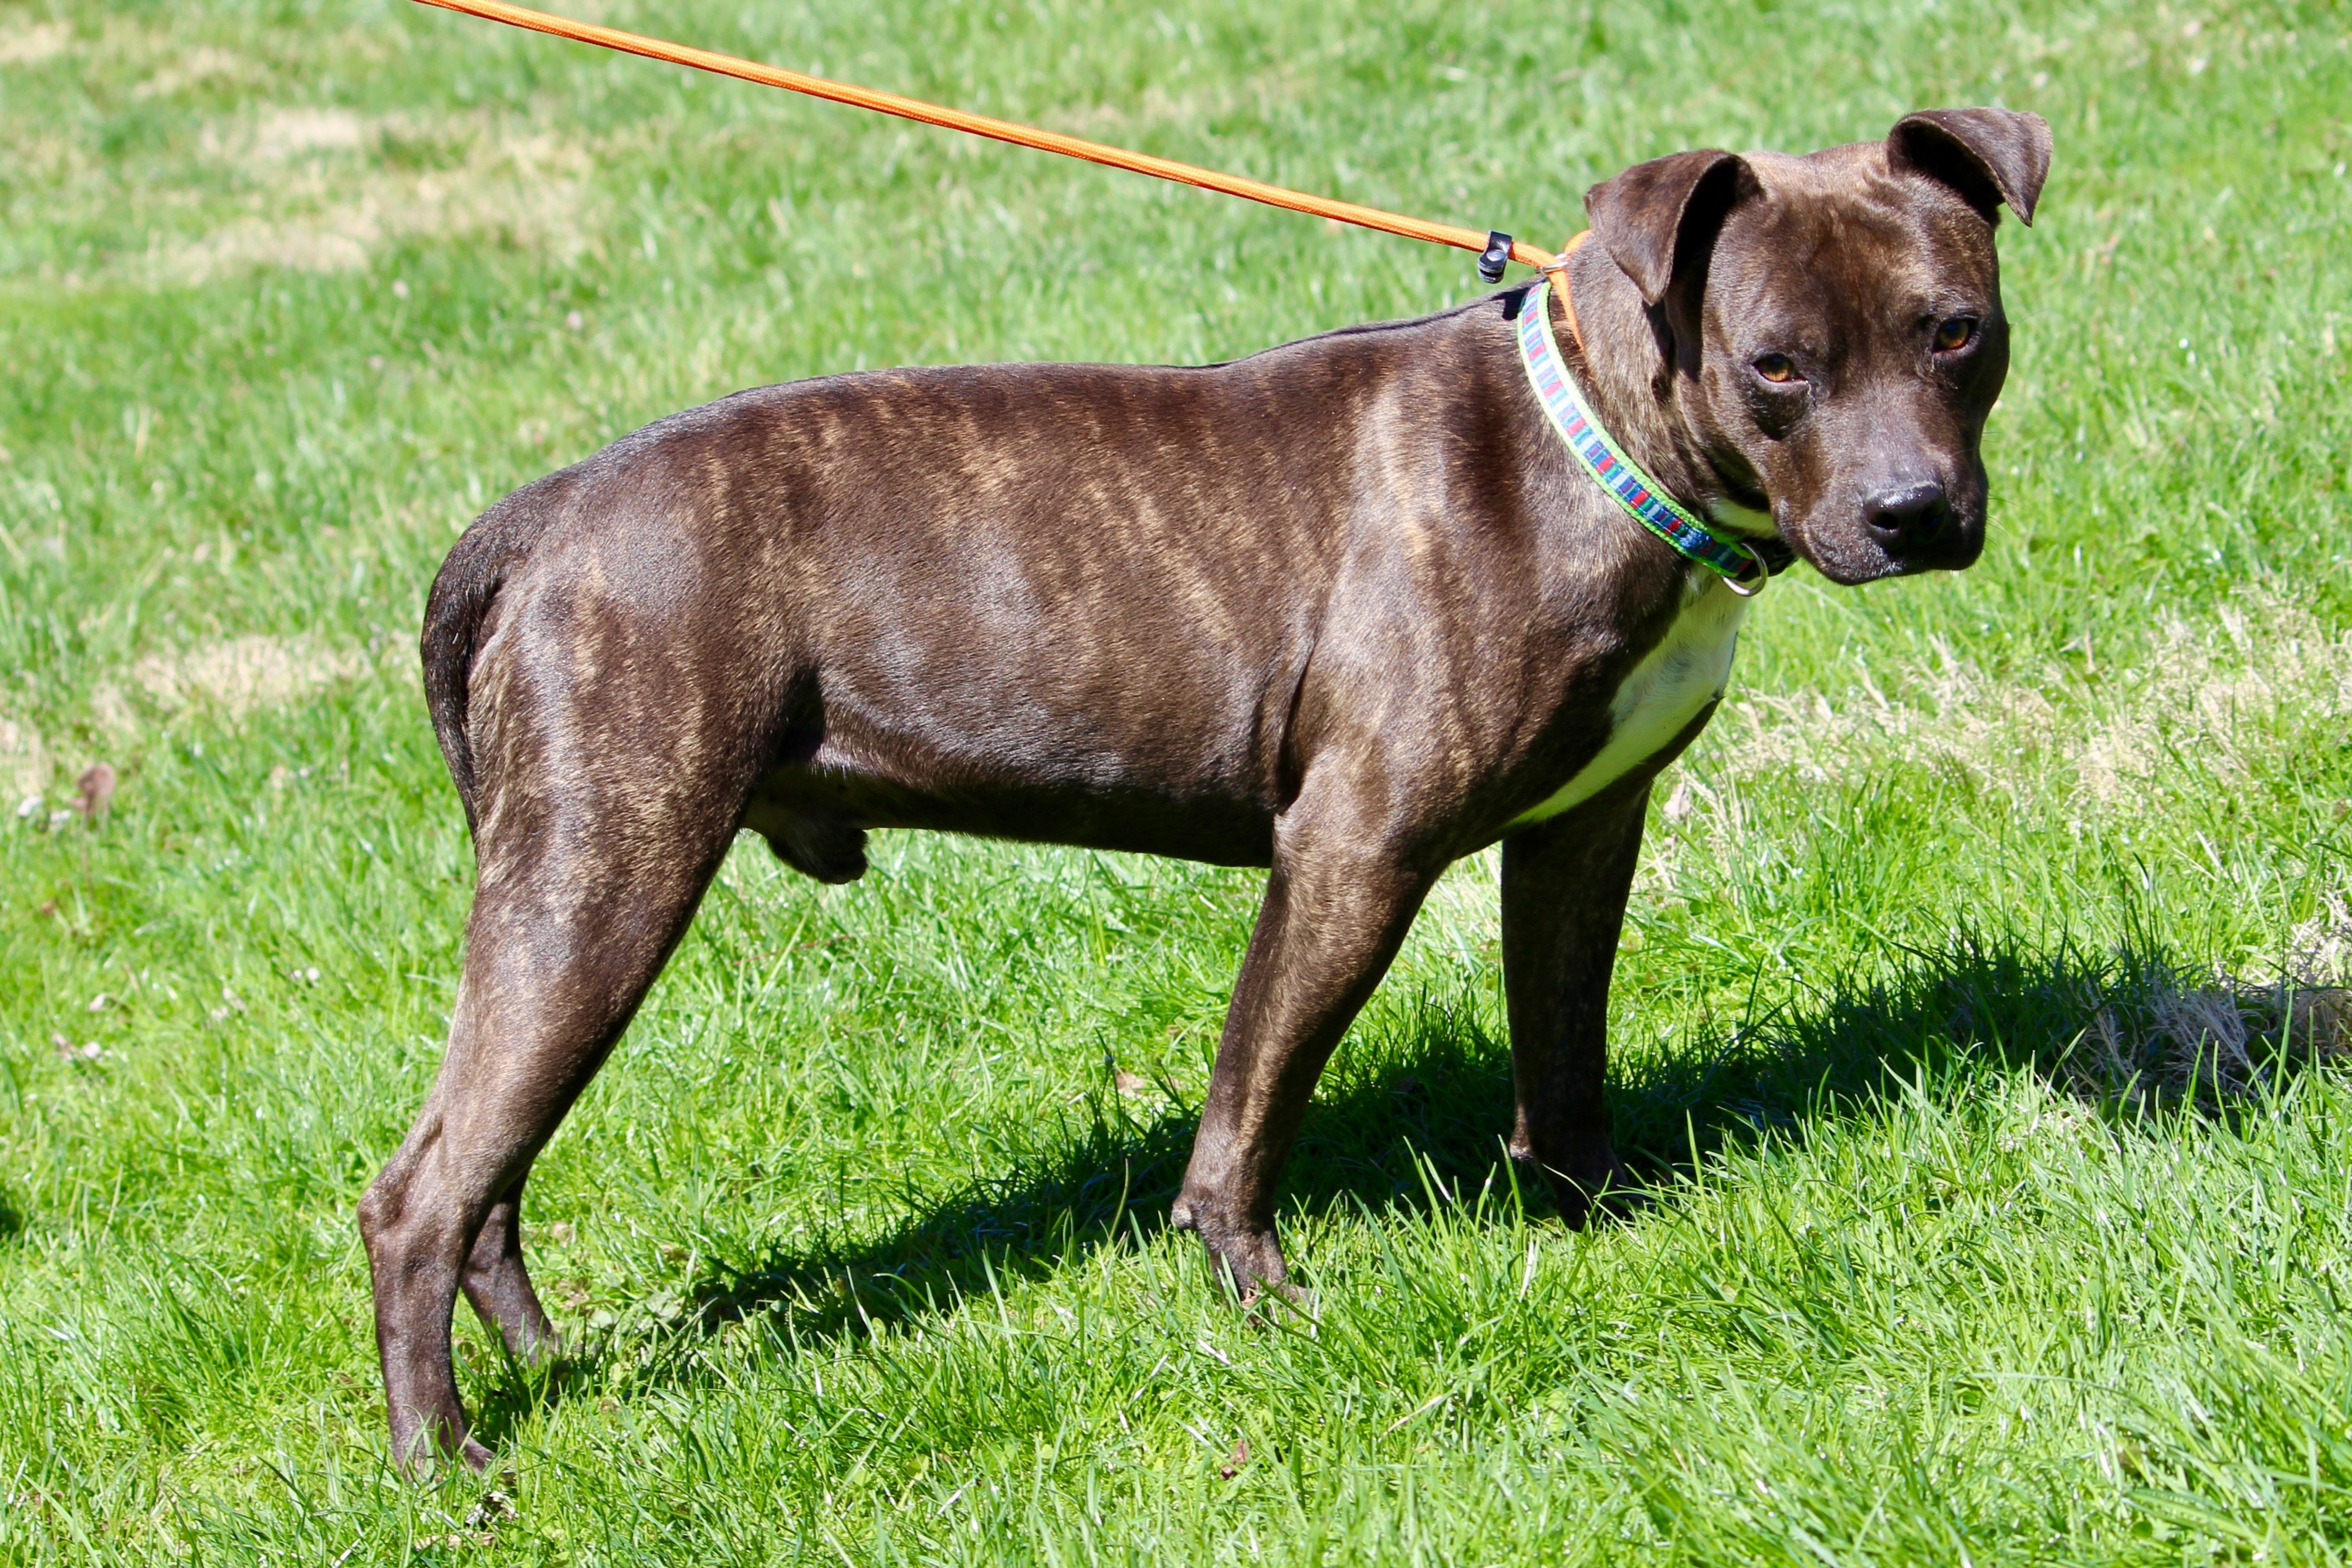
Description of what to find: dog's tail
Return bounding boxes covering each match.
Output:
[421,483,557,836]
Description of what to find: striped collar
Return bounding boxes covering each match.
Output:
[1514,277,1782,595]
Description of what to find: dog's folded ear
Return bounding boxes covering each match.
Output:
[1887,108,2053,226]
[1583,150,1758,307]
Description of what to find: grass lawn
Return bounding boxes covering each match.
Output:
[3,0,2351,1559]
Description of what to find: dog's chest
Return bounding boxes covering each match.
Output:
[1508,579,1749,828]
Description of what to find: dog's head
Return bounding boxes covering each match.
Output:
[1585,109,2051,584]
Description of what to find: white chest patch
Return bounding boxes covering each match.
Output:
[1508,577,1749,828]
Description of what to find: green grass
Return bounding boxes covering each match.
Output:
[2,0,2350,1559]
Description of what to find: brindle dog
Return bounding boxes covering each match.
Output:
[362,108,2050,1472]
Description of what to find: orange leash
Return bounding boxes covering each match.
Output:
[411,0,1585,302]
[1551,228,1590,350]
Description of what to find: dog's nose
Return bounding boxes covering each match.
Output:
[1862,481,1950,547]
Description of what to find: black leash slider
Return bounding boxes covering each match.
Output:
[1477,231,1512,285]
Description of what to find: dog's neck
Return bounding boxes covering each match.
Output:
[1556,244,1775,539]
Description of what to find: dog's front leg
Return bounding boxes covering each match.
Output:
[1499,787,1649,1224]
[1173,812,1437,1299]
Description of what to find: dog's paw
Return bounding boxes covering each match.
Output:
[1238,1278,1318,1328]
[1510,1143,1644,1229]
[1551,1159,1646,1230]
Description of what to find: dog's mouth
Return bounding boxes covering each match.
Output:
[1713,435,1990,584]
[1783,505,1986,585]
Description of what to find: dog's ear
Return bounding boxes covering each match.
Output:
[1583,150,1756,307]
[1887,108,2052,226]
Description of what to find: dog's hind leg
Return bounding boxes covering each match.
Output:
[360,759,742,1475]
[1171,796,1440,1299]
[459,1188,552,1363]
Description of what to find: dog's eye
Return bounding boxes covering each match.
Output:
[1933,317,1977,353]
[1753,354,1798,384]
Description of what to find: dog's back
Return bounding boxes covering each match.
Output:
[423,302,1546,866]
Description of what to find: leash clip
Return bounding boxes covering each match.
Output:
[1477,231,1512,285]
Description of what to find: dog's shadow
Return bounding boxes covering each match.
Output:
[469,933,2334,1434]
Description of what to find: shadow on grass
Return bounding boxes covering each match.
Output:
[469,931,2345,1428]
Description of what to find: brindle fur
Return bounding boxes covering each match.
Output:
[361,109,2050,1472]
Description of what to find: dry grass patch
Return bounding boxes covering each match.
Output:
[0,19,69,67]
[239,105,366,160]
[0,715,50,803]
[130,44,253,100]
[5,635,374,801]
[0,127,87,188]
[2077,977,2352,1111]
[92,632,371,733]
[1670,586,2352,825]
[164,110,605,282]
[2072,895,2352,1113]
[2075,600,2352,804]
[1903,899,2352,1117]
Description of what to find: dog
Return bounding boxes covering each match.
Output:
[360,107,2050,1471]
